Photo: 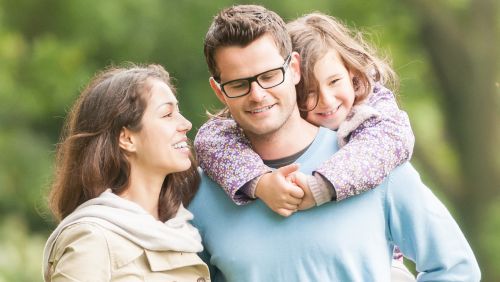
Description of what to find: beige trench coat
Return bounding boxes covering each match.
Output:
[47,222,210,282]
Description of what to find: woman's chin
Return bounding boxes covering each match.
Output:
[167,160,193,174]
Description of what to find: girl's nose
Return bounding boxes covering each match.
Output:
[317,89,336,108]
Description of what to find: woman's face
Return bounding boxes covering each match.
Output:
[304,50,356,130]
[131,79,192,175]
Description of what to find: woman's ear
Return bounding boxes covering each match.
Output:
[119,127,136,153]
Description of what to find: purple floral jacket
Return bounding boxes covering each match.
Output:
[194,84,414,205]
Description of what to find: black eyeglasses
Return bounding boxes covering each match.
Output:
[215,55,292,98]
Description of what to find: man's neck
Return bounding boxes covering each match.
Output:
[263,141,312,169]
[247,113,319,160]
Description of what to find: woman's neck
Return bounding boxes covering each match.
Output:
[118,166,165,220]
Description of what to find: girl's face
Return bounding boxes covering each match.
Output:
[304,50,356,130]
[131,79,192,175]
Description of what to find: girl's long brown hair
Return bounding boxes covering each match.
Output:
[287,13,398,116]
[49,64,199,222]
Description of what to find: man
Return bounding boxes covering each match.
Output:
[188,5,480,281]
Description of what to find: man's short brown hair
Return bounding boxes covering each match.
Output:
[204,5,292,80]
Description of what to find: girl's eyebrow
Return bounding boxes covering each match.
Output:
[321,73,343,82]
[326,72,342,78]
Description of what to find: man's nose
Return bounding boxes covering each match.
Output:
[248,81,267,102]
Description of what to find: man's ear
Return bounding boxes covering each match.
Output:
[209,77,227,105]
[119,127,136,153]
[290,51,301,85]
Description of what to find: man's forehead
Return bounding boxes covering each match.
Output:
[214,35,284,81]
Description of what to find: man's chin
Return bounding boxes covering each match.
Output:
[241,122,281,138]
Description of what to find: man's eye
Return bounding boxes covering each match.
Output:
[260,74,275,81]
[227,81,247,90]
[259,71,279,82]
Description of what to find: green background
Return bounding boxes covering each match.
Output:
[0,0,498,281]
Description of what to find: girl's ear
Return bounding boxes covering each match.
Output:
[349,69,363,94]
[119,127,136,153]
[352,75,360,92]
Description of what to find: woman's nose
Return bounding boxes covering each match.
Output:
[178,113,192,132]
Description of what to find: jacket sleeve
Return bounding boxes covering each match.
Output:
[198,248,221,281]
[386,163,480,281]
[194,118,271,205]
[314,85,415,201]
[49,223,111,282]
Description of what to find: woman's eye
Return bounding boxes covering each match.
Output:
[163,112,173,118]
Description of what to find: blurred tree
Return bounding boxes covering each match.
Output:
[404,0,500,280]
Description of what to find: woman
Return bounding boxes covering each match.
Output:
[42,64,209,281]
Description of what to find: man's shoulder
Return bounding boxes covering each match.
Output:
[387,162,421,186]
[295,127,339,172]
[199,168,223,189]
[319,126,338,137]
[189,169,227,209]
[193,169,218,193]
[384,162,426,201]
[317,127,339,150]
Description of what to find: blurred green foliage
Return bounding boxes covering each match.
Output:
[0,0,498,281]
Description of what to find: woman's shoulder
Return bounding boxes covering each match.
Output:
[58,221,144,254]
[52,222,109,258]
[48,222,113,281]
[51,221,145,272]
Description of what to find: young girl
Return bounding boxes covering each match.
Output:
[195,12,414,280]
[43,65,209,281]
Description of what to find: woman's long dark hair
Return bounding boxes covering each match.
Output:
[49,64,199,222]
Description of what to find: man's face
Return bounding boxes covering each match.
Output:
[210,34,301,139]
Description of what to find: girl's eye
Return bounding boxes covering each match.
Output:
[163,112,173,118]
[329,78,340,86]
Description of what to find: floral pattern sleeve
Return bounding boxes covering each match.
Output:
[194,85,414,205]
[194,118,271,205]
[315,84,415,201]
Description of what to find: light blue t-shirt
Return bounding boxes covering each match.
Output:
[189,127,480,282]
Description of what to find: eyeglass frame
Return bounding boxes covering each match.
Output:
[214,54,292,98]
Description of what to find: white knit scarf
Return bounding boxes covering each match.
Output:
[42,189,202,281]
